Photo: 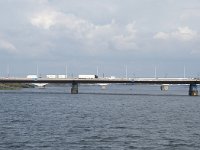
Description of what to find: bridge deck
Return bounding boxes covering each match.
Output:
[0,78,200,84]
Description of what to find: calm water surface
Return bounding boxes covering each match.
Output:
[0,85,200,150]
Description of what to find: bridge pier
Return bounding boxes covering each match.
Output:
[71,82,78,94]
[189,84,198,96]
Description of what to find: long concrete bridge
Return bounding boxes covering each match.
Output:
[0,77,199,96]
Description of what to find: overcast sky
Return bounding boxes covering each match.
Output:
[0,0,200,77]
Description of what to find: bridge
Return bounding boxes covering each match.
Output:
[0,77,199,96]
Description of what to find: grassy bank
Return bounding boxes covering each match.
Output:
[0,83,35,90]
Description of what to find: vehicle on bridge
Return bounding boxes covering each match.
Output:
[27,75,38,79]
[78,75,98,79]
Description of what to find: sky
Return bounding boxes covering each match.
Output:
[0,0,200,78]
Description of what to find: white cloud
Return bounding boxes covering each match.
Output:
[30,10,138,51]
[30,10,58,29]
[112,22,137,50]
[0,38,16,53]
[153,32,169,40]
[172,26,197,41]
[154,26,197,41]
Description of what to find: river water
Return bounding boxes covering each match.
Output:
[0,84,200,150]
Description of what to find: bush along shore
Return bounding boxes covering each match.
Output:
[0,83,35,90]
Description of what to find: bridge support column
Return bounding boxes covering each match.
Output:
[189,84,198,96]
[71,82,78,94]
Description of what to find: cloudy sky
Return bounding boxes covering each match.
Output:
[0,0,200,77]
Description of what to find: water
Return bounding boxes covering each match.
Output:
[0,85,200,150]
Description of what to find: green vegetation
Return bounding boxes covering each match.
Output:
[0,83,35,90]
